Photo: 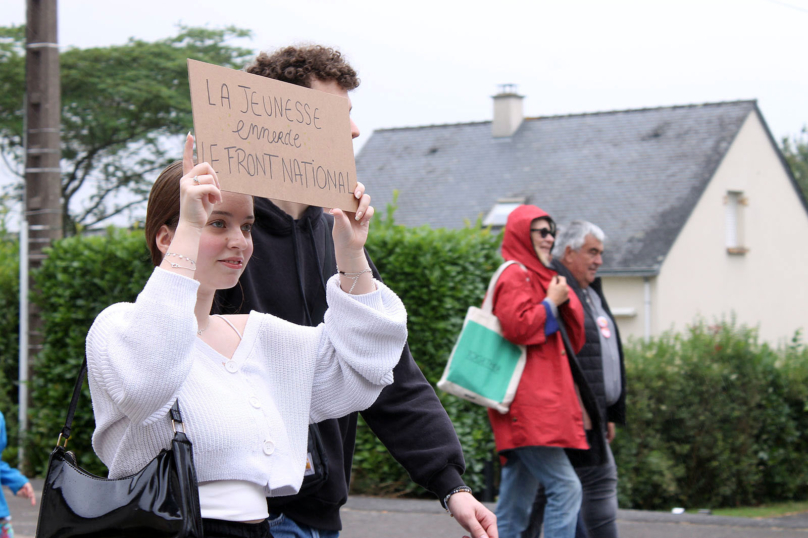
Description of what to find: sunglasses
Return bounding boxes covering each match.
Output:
[530,228,556,238]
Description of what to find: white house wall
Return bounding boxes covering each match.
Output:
[654,111,808,344]
[600,276,653,342]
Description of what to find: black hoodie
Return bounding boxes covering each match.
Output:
[215,197,466,531]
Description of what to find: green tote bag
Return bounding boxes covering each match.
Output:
[438,261,527,414]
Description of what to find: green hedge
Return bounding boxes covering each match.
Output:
[613,322,808,509]
[0,233,19,405]
[28,229,153,476]
[0,232,19,465]
[352,206,502,496]
[23,217,504,489]
[2,220,807,510]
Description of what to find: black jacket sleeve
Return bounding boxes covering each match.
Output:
[360,254,468,503]
[361,343,467,501]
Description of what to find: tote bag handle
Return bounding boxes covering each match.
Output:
[481,261,527,314]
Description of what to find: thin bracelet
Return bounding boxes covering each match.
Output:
[443,486,473,516]
[167,262,195,271]
[338,268,372,294]
[166,252,196,267]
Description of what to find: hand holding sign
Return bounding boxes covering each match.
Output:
[330,188,374,269]
[178,133,222,230]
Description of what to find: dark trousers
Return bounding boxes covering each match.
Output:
[573,444,619,538]
[202,518,273,538]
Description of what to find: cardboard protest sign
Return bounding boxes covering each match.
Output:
[187,59,358,211]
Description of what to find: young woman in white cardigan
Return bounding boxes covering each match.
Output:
[85,135,408,538]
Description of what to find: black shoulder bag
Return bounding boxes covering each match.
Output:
[36,358,203,538]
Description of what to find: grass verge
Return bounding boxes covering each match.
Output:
[687,501,808,518]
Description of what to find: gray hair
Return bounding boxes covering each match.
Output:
[553,220,606,256]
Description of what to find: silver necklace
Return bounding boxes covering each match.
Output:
[197,316,212,335]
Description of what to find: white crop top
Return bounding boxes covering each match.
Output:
[198,480,268,521]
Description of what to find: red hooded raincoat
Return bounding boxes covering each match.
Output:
[488,205,589,453]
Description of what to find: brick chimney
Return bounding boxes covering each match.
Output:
[492,84,524,138]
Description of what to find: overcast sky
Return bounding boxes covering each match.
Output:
[3,0,808,224]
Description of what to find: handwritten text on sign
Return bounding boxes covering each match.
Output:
[188,59,358,211]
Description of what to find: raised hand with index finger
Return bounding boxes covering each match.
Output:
[155,133,224,279]
[178,133,223,229]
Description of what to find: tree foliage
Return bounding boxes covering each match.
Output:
[0,25,254,233]
[782,127,808,199]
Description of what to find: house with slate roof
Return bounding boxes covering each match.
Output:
[356,89,808,343]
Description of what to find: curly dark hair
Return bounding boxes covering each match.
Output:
[246,45,360,90]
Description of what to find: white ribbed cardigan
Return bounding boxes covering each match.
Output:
[86,268,407,496]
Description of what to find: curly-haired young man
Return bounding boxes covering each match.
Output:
[215,45,498,538]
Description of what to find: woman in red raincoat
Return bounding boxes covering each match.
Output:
[489,205,589,538]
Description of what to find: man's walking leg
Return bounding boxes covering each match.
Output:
[574,444,618,538]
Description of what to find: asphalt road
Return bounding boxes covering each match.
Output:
[11,480,808,537]
[340,497,808,538]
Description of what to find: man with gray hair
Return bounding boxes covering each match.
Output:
[524,220,626,538]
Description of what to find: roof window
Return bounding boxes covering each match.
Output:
[483,198,526,227]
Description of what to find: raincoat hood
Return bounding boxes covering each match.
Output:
[501,205,557,288]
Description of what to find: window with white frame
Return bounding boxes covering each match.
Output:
[725,191,748,254]
[483,198,526,227]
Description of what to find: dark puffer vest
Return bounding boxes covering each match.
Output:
[552,260,627,467]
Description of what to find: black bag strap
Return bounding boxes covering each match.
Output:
[557,317,593,410]
[59,357,88,443]
[557,315,606,448]
[58,355,183,446]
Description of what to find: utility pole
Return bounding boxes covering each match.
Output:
[21,0,62,472]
